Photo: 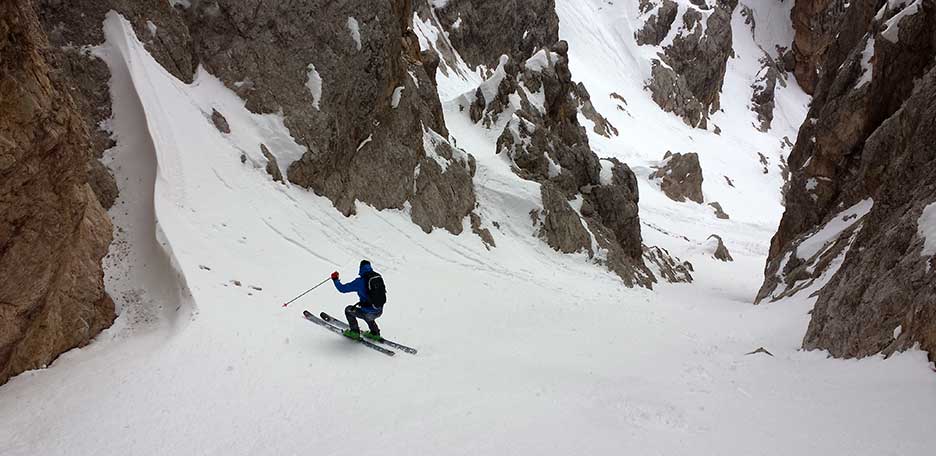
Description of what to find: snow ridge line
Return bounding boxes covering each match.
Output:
[101,11,197,327]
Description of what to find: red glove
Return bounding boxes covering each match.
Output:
[330,271,339,280]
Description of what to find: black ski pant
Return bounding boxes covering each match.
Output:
[345,304,382,334]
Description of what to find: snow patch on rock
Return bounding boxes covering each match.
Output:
[391,86,404,109]
[918,201,936,257]
[856,36,875,88]
[798,199,873,260]
[305,64,322,110]
[347,17,362,50]
[882,0,922,43]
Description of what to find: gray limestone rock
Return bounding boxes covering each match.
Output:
[260,144,283,183]
[651,151,704,204]
[635,0,679,46]
[643,0,738,129]
[536,183,593,255]
[760,1,936,362]
[708,202,729,220]
[211,109,230,134]
[707,234,733,262]
[751,54,787,132]
[426,0,560,69]
[574,82,618,138]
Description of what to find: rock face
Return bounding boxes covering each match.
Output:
[535,183,594,255]
[184,0,481,236]
[465,40,686,287]
[574,82,619,138]
[211,109,230,134]
[428,0,560,69]
[639,0,738,128]
[760,0,936,361]
[789,0,875,94]
[0,1,115,386]
[38,0,191,209]
[635,0,679,46]
[651,152,704,204]
[39,0,484,238]
[751,54,788,132]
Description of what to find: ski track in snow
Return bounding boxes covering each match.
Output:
[1,6,935,456]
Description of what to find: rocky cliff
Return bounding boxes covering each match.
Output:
[759,0,936,361]
[637,0,738,129]
[2,0,780,387]
[40,0,483,237]
[0,0,114,385]
[456,38,690,286]
[428,0,560,69]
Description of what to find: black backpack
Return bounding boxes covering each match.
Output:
[363,271,387,306]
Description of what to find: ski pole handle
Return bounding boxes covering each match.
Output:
[281,277,331,308]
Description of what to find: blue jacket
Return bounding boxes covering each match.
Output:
[333,263,380,312]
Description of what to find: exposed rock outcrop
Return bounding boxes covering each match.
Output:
[640,0,739,128]
[751,54,788,132]
[260,144,283,183]
[574,82,619,138]
[706,235,733,262]
[651,151,704,204]
[211,109,230,134]
[708,202,729,219]
[760,0,936,361]
[635,0,679,46]
[535,183,594,255]
[789,0,877,94]
[1,0,114,386]
[427,0,560,69]
[466,41,685,287]
[643,246,694,283]
[39,0,483,238]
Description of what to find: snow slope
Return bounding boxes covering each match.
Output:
[1,8,935,456]
[553,0,808,260]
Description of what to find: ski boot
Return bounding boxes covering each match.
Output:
[342,329,362,341]
[363,331,383,342]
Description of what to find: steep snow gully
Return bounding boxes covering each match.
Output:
[1,4,935,456]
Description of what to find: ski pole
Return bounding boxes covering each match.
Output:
[281,277,331,308]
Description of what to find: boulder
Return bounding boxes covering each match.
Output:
[706,235,733,262]
[574,82,618,138]
[651,152,704,204]
[211,108,230,134]
[708,202,729,220]
[260,144,283,183]
[470,212,496,249]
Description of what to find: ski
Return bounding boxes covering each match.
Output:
[320,312,418,355]
[302,311,395,356]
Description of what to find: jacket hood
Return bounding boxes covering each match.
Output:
[359,262,373,275]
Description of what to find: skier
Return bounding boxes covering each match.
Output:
[330,260,387,342]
